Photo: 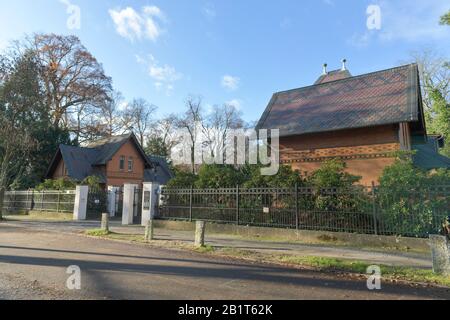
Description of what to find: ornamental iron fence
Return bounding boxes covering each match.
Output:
[159,185,450,238]
[2,190,76,213]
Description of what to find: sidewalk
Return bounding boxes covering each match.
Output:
[109,224,432,269]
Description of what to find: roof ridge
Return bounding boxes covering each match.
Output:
[275,63,417,95]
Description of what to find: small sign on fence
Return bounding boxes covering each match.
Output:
[263,207,270,214]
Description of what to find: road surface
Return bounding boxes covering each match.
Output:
[0,221,449,300]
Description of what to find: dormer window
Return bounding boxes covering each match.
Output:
[119,156,125,171]
[128,157,134,172]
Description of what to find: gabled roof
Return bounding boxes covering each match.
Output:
[46,133,155,182]
[144,155,174,185]
[87,133,152,167]
[257,63,424,137]
[413,136,450,170]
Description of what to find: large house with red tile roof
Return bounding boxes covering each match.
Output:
[257,61,450,185]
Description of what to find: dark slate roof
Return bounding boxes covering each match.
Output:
[413,136,450,170]
[144,155,174,185]
[314,69,352,85]
[46,133,171,184]
[58,145,99,181]
[257,64,424,137]
[86,133,151,166]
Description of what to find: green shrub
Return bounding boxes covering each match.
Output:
[377,158,450,236]
[165,168,198,188]
[35,178,76,191]
[241,164,303,188]
[195,164,244,189]
[81,175,103,192]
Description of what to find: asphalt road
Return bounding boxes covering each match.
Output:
[0,221,449,300]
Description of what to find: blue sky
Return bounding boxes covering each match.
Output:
[0,0,449,122]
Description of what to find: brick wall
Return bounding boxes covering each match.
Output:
[106,140,146,187]
[280,124,401,185]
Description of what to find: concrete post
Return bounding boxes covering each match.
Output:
[430,235,450,276]
[144,218,154,241]
[0,187,4,220]
[141,182,159,226]
[195,220,206,247]
[101,213,109,232]
[122,184,138,225]
[73,186,89,221]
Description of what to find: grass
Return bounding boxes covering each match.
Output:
[194,244,215,253]
[83,230,450,288]
[276,256,450,287]
[4,211,73,221]
[85,229,112,237]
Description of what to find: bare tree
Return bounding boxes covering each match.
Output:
[99,91,126,137]
[410,49,450,111]
[175,96,203,174]
[146,114,179,157]
[202,103,244,161]
[25,33,113,137]
[122,98,157,146]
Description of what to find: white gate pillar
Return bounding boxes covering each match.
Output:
[122,184,138,225]
[73,186,89,221]
[141,182,159,226]
[107,186,120,217]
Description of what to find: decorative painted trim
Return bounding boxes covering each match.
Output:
[280,152,397,164]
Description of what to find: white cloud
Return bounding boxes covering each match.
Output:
[202,3,216,21]
[221,75,240,91]
[136,54,183,95]
[226,99,242,110]
[109,6,166,41]
[348,0,450,47]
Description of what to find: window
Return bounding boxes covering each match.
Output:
[119,156,125,171]
[128,157,134,172]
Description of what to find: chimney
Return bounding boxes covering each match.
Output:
[341,58,347,71]
[322,63,328,75]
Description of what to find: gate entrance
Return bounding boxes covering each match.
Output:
[133,188,142,224]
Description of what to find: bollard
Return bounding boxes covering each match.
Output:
[144,218,154,241]
[0,187,4,220]
[101,213,109,232]
[0,187,5,220]
[195,220,206,247]
[429,235,450,276]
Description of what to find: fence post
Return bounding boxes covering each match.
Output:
[30,190,35,211]
[41,190,44,211]
[295,183,299,230]
[189,185,193,222]
[371,182,378,235]
[236,185,240,226]
[0,187,4,220]
[57,191,61,213]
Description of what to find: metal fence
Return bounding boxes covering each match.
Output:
[159,185,450,238]
[2,190,76,213]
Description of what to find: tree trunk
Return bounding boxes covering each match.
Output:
[0,187,4,220]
